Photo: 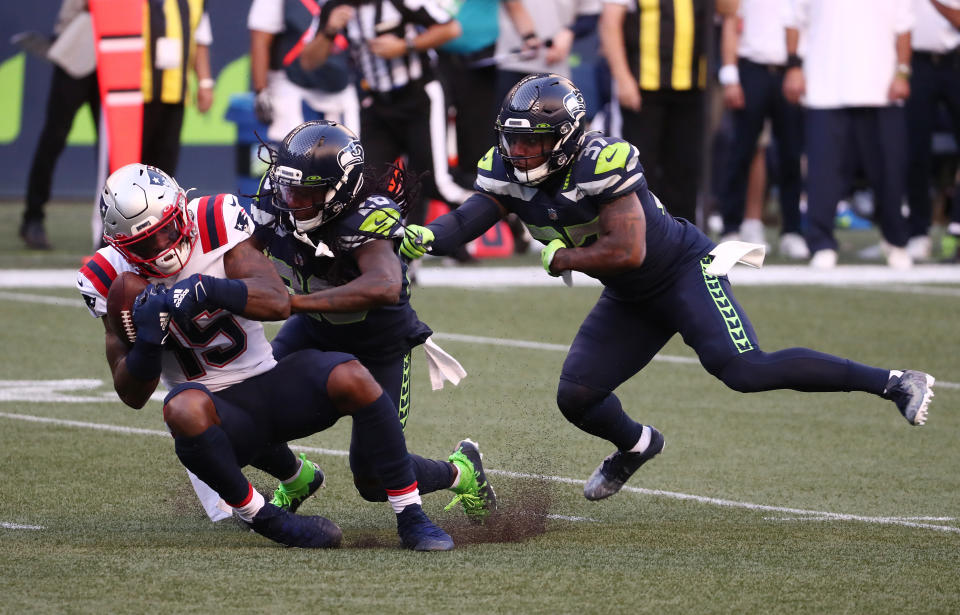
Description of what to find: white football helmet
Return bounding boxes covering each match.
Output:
[100,163,195,277]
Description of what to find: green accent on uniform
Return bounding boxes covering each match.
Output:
[445,448,490,520]
[359,208,400,236]
[700,257,754,353]
[595,142,630,174]
[302,175,325,185]
[478,147,494,171]
[397,352,411,429]
[0,53,25,144]
[561,166,573,191]
[270,453,319,509]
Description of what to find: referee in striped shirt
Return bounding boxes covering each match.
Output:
[302,0,471,226]
[600,0,709,224]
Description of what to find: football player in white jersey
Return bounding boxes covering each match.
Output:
[77,163,454,551]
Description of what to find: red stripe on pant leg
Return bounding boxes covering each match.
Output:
[226,483,254,508]
[385,481,419,497]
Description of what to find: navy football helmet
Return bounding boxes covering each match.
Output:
[495,73,587,185]
[268,120,365,234]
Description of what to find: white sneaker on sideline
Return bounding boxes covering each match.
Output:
[720,232,741,243]
[778,233,810,259]
[739,219,767,246]
[906,236,931,261]
[809,249,837,269]
[886,245,913,270]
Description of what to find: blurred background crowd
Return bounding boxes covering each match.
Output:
[4,0,959,266]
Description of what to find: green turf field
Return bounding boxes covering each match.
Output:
[1,202,958,613]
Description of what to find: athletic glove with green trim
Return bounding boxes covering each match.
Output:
[400,225,435,259]
[540,238,565,276]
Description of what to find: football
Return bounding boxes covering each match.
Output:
[106,271,149,345]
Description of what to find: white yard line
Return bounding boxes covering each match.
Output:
[0,410,956,535]
[0,522,45,530]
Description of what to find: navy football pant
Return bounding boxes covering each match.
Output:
[169,349,417,505]
[557,257,890,450]
[270,315,454,502]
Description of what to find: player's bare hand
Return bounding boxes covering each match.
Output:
[782,67,805,105]
[722,83,745,109]
[888,76,910,102]
[370,34,406,59]
[617,76,642,112]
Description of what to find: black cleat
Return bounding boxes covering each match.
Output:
[396,504,454,551]
[245,502,342,548]
[883,370,935,425]
[584,427,665,501]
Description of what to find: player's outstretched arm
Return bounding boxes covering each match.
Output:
[291,239,401,314]
[546,193,646,277]
[221,238,291,321]
[400,193,505,258]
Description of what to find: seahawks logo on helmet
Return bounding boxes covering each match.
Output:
[562,91,586,121]
[338,141,364,174]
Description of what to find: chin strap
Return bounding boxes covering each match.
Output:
[292,229,335,258]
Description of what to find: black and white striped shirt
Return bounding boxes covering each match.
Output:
[323,0,453,93]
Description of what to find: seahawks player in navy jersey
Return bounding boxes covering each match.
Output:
[401,73,937,500]
[248,120,496,522]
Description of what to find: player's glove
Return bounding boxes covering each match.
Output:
[169,274,248,321]
[400,224,435,259]
[540,238,566,276]
[126,284,170,381]
[131,284,171,346]
[254,89,274,125]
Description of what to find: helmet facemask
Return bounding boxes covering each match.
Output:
[106,190,195,277]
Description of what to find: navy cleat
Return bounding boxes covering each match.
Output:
[883,370,935,426]
[584,427,665,501]
[271,454,325,513]
[245,502,342,548]
[396,504,454,551]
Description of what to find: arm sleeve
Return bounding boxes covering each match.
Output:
[426,193,503,255]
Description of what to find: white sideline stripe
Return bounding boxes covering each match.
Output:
[488,469,960,534]
[431,332,960,389]
[0,410,955,535]
[0,291,79,307]
[4,266,960,289]
[1,522,45,530]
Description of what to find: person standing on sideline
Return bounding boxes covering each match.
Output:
[248,0,359,142]
[141,0,215,176]
[401,74,936,499]
[783,0,914,269]
[715,0,808,259]
[600,0,710,224]
[21,0,100,250]
[301,0,470,228]
[904,0,960,261]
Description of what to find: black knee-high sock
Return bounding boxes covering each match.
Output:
[576,393,646,452]
[174,425,250,505]
[351,392,416,492]
[249,443,300,481]
[410,454,455,494]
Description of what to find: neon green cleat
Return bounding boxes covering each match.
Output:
[271,453,325,513]
[444,439,497,523]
